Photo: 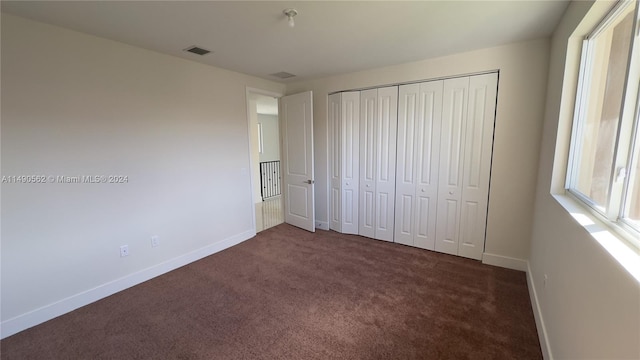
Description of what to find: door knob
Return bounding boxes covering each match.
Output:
[306,179,315,184]
[449,191,454,195]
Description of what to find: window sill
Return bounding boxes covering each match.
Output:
[553,193,640,283]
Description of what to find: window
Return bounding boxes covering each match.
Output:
[568,0,640,240]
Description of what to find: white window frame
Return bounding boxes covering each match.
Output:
[566,0,640,246]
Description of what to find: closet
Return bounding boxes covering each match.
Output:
[330,73,497,260]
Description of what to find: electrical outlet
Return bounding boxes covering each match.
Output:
[120,245,129,257]
[151,235,159,248]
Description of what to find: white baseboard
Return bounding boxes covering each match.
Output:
[1,229,256,339]
[526,261,553,360]
[315,221,330,231]
[482,252,528,271]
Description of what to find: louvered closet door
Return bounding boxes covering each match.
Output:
[458,73,497,260]
[340,92,360,234]
[435,77,469,256]
[329,93,342,232]
[395,81,443,249]
[374,87,398,242]
[359,89,377,239]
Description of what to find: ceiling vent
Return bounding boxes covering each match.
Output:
[270,72,296,79]
[183,46,211,56]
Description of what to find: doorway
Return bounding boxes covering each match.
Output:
[247,89,284,232]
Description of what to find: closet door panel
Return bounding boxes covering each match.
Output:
[359,89,377,238]
[415,196,432,244]
[375,86,398,242]
[438,198,460,254]
[329,93,342,232]
[341,91,360,234]
[414,80,443,250]
[435,77,469,255]
[458,73,497,260]
[394,84,419,246]
[398,194,414,240]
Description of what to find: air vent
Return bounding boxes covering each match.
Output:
[270,72,296,79]
[183,46,211,56]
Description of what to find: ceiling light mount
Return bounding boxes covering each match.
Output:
[283,8,298,28]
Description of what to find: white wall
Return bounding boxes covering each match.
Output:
[257,114,280,163]
[0,13,285,337]
[287,38,551,265]
[529,1,640,358]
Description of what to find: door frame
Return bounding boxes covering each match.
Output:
[245,87,284,234]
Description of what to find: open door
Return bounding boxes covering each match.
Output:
[280,91,315,232]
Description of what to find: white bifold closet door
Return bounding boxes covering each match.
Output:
[329,92,360,234]
[331,73,496,260]
[435,73,497,260]
[359,86,398,241]
[394,81,443,249]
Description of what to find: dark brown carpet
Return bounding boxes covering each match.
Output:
[1,223,542,359]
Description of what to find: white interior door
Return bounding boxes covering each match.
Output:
[281,91,315,232]
[414,81,443,250]
[395,83,419,246]
[435,77,469,255]
[359,89,377,238]
[329,93,342,232]
[395,81,443,249]
[458,73,497,260]
[374,86,398,242]
[341,91,360,234]
[329,91,360,235]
